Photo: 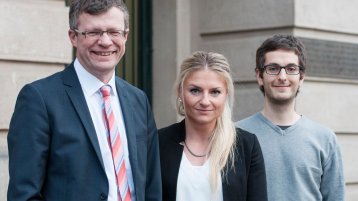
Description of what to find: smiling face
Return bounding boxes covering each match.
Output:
[181,69,228,127]
[68,7,128,83]
[257,49,304,105]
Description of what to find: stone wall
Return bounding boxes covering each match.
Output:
[0,1,71,200]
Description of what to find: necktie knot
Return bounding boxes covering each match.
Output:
[100,85,111,98]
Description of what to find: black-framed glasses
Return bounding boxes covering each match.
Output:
[73,29,127,39]
[263,64,301,75]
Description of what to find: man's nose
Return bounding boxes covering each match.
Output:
[277,67,288,79]
[98,32,113,45]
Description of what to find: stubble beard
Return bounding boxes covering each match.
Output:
[265,86,300,107]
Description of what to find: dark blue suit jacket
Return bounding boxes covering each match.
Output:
[159,120,267,201]
[7,64,162,201]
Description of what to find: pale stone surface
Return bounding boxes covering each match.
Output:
[297,79,358,133]
[0,1,72,63]
[0,131,8,201]
[346,184,358,201]
[152,0,180,128]
[233,81,263,121]
[295,0,358,34]
[197,0,358,35]
[337,134,358,183]
[0,61,64,130]
[198,0,294,33]
[294,28,358,45]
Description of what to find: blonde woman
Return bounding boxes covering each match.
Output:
[159,51,267,201]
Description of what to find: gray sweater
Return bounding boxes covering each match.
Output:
[236,112,345,201]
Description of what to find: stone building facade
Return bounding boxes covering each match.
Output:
[1,0,357,200]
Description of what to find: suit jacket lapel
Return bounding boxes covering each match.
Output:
[171,120,186,172]
[115,78,139,188]
[62,64,105,169]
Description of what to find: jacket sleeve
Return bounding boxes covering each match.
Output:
[7,84,49,201]
[247,134,268,201]
[144,97,162,201]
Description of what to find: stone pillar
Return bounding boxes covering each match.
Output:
[0,1,72,199]
[152,0,194,128]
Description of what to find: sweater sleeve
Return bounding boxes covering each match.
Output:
[320,136,345,201]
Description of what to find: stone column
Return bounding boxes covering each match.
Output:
[152,0,194,128]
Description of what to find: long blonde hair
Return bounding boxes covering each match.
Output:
[174,51,237,191]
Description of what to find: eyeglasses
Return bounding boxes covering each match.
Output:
[263,64,301,75]
[73,29,127,39]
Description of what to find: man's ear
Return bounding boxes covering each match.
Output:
[255,68,264,86]
[123,29,130,41]
[299,72,305,86]
[68,29,78,48]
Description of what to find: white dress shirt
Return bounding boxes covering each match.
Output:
[74,59,136,201]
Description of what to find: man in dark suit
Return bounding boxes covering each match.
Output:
[7,0,161,201]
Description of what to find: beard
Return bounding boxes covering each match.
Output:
[264,86,300,106]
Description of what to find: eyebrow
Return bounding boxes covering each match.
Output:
[187,84,200,87]
[265,62,299,66]
[187,85,224,90]
[211,87,223,90]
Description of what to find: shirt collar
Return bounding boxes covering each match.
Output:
[73,58,117,97]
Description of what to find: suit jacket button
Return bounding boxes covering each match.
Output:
[100,193,107,200]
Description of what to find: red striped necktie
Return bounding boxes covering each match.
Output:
[100,85,132,201]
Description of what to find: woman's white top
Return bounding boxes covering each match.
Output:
[176,152,223,201]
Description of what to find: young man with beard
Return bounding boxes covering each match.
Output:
[236,34,345,201]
